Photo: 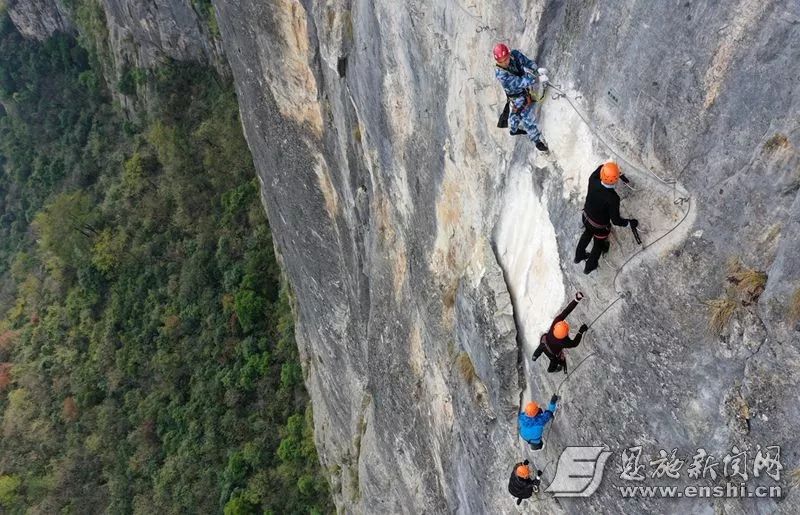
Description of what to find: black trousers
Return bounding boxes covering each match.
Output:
[546,355,567,373]
[576,216,611,266]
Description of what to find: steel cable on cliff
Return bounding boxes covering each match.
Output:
[522,82,698,496]
[545,81,695,310]
[534,82,696,412]
[547,84,681,188]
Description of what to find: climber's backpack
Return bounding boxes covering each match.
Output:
[508,473,534,499]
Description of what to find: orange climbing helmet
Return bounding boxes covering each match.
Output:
[524,401,539,417]
[600,161,621,184]
[493,43,510,62]
[516,464,531,478]
[553,320,569,339]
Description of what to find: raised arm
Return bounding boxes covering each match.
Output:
[553,299,579,324]
[547,395,559,414]
[511,49,537,71]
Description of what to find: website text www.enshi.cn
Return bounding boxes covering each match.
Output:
[618,482,782,499]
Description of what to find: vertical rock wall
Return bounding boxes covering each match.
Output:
[9,0,800,512]
[213,1,800,512]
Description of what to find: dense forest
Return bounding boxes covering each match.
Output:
[0,11,331,514]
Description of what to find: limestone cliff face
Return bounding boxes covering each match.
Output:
[213,1,800,513]
[10,0,800,513]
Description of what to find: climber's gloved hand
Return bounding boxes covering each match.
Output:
[550,394,559,404]
[538,74,550,85]
[523,459,530,465]
[579,324,589,333]
[575,291,584,301]
[620,174,630,184]
[628,218,639,229]
[531,353,538,362]
[536,469,543,477]
[537,67,548,76]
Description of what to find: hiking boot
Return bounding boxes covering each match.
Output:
[535,139,549,152]
[574,250,588,263]
[583,258,599,275]
[510,128,528,136]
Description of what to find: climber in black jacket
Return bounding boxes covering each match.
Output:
[533,292,587,373]
[507,460,542,505]
[574,161,638,274]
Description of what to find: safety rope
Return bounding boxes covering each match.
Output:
[611,198,692,296]
[547,84,681,188]
[586,294,624,329]
[534,348,602,487]
[546,82,695,301]
[523,83,697,494]
[526,84,697,478]
[556,350,598,395]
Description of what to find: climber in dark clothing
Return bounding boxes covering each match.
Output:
[533,292,587,373]
[508,460,542,505]
[574,162,638,275]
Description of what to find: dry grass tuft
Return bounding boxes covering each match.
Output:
[737,396,750,421]
[455,352,477,384]
[791,468,800,487]
[705,297,736,334]
[788,286,800,325]
[763,133,790,153]
[727,258,767,304]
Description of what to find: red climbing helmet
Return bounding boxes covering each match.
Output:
[493,43,510,62]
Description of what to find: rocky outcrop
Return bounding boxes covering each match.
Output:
[101,0,225,73]
[7,0,73,40]
[7,0,225,74]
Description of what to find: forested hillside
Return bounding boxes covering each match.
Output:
[0,13,330,514]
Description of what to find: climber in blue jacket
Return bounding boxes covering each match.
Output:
[493,43,549,152]
[518,395,559,450]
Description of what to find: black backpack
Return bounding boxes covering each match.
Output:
[508,472,534,499]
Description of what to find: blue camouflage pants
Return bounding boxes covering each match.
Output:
[509,98,542,143]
